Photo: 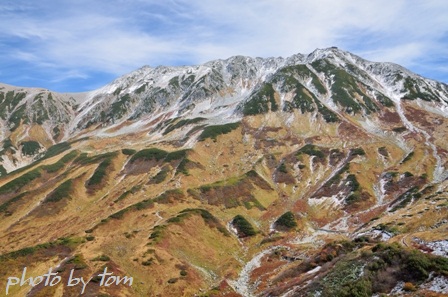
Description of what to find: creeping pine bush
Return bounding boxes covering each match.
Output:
[232,215,257,237]
[275,211,297,229]
[198,123,240,141]
[21,141,41,156]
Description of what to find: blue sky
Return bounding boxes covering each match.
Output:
[1,0,447,93]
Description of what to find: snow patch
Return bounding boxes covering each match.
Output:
[308,193,344,208]
[422,275,448,293]
[306,266,321,275]
[414,238,448,258]
[357,229,393,242]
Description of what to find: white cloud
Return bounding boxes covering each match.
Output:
[1,0,447,91]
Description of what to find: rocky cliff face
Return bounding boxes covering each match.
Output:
[0,48,447,296]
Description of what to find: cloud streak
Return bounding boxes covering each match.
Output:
[0,0,447,91]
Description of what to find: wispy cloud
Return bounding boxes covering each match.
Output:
[0,0,447,91]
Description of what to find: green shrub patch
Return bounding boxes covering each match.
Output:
[231,215,257,237]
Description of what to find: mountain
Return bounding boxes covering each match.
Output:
[0,47,447,296]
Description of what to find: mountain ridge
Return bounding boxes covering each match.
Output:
[1,47,448,175]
